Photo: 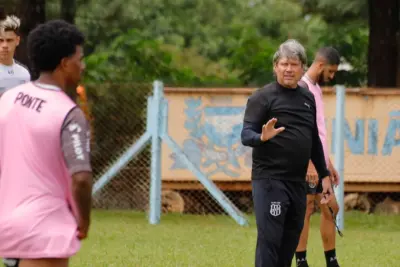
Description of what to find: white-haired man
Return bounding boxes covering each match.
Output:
[0,11,31,94]
[241,39,334,267]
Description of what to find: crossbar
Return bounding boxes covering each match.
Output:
[92,96,153,196]
[158,99,249,226]
[92,131,151,195]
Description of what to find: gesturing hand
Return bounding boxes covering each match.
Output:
[260,118,285,142]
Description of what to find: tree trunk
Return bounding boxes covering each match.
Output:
[14,0,46,80]
[397,29,400,86]
[61,0,76,24]
[367,0,400,87]
[0,0,18,14]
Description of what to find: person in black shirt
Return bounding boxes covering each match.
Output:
[241,39,334,267]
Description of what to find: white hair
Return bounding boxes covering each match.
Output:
[273,39,307,67]
[0,15,21,32]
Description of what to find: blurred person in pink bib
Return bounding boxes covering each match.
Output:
[0,20,93,267]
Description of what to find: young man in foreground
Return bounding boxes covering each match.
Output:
[0,12,30,93]
[0,20,92,267]
[241,39,334,267]
[295,47,341,267]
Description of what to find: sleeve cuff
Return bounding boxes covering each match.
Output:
[252,134,263,146]
[69,165,93,176]
[318,169,330,180]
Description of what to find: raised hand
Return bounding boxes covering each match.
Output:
[260,118,285,142]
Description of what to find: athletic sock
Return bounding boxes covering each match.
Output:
[296,251,309,267]
[325,249,340,267]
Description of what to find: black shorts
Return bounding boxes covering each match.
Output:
[306,181,322,195]
[3,259,19,267]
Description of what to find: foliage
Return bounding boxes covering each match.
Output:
[228,11,336,86]
[76,0,370,87]
[318,22,369,86]
[83,29,174,84]
[83,29,238,87]
[301,0,369,86]
[7,0,374,87]
[228,31,278,87]
[301,0,368,22]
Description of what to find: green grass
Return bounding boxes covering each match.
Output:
[72,210,400,267]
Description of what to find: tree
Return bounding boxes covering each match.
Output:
[0,0,17,13]
[14,0,46,77]
[301,0,400,88]
[61,0,76,23]
[367,0,399,87]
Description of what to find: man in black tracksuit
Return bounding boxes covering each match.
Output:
[241,39,334,267]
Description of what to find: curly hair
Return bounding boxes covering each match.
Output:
[27,20,85,73]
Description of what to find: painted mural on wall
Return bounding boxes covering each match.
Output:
[169,97,252,178]
[162,92,400,183]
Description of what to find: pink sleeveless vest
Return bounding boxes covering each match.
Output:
[0,82,81,258]
[301,77,329,166]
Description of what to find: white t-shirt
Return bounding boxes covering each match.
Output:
[0,60,31,94]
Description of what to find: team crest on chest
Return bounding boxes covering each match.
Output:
[270,202,281,216]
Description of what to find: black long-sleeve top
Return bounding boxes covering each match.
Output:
[241,81,330,182]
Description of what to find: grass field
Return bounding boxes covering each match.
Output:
[71,210,400,267]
